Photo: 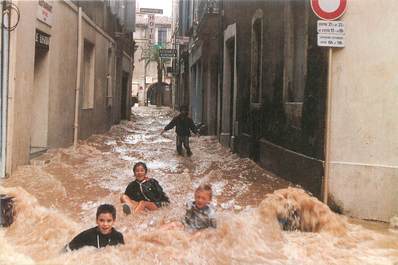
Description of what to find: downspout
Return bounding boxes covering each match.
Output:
[217,0,224,138]
[1,1,10,177]
[5,1,18,176]
[73,7,82,148]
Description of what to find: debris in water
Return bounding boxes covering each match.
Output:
[0,195,15,227]
[259,187,346,235]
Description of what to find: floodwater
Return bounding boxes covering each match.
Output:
[1,106,397,265]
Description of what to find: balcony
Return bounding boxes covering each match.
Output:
[195,0,220,36]
[197,0,219,21]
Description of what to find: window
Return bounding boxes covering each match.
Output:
[250,10,263,105]
[157,28,167,47]
[284,1,308,103]
[82,40,95,109]
[283,1,309,128]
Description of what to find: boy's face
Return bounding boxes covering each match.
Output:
[96,213,115,235]
[194,190,212,209]
[134,165,146,181]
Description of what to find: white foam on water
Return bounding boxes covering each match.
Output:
[1,106,397,264]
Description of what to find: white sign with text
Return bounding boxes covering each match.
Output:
[317,20,345,35]
[317,34,345,47]
[37,0,53,26]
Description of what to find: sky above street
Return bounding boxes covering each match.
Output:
[136,0,172,16]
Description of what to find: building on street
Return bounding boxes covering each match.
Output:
[172,0,398,222]
[132,9,172,106]
[0,0,135,176]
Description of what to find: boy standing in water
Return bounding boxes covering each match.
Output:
[162,184,217,231]
[65,204,124,251]
[161,105,198,156]
[120,162,169,215]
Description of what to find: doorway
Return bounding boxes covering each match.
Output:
[191,61,203,124]
[221,23,237,149]
[30,33,50,157]
[120,72,129,120]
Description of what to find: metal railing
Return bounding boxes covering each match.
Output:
[196,0,220,26]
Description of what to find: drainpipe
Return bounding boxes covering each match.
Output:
[73,7,82,148]
[144,59,148,106]
[323,48,333,204]
[1,1,10,177]
[217,0,224,138]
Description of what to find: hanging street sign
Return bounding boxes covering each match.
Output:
[311,0,347,21]
[147,14,155,45]
[159,49,177,58]
[176,36,190,45]
[140,8,163,14]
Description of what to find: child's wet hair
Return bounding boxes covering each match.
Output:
[96,204,116,220]
[133,162,148,174]
[195,184,213,200]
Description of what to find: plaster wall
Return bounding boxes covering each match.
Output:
[328,0,398,221]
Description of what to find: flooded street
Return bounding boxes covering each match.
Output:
[1,106,397,265]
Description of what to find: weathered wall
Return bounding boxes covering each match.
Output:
[328,0,398,221]
[79,16,115,139]
[7,1,37,171]
[47,2,78,148]
[222,0,328,197]
[6,0,133,173]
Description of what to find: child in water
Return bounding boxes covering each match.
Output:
[160,105,198,156]
[162,184,216,232]
[120,162,169,215]
[65,204,124,251]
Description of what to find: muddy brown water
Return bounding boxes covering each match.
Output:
[1,106,397,265]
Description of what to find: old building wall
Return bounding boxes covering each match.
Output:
[222,0,328,197]
[78,18,114,139]
[328,0,398,221]
[6,1,37,172]
[47,2,78,148]
[5,0,134,174]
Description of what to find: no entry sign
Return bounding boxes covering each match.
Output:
[311,0,347,20]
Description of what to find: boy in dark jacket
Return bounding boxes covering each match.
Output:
[161,105,198,156]
[65,204,124,251]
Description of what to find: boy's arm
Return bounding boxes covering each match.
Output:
[189,118,199,135]
[209,217,217,228]
[152,179,169,202]
[118,232,125,244]
[208,207,217,228]
[67,229,91,251]
[162,117,177,134]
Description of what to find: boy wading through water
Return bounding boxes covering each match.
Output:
[161,105,198,156]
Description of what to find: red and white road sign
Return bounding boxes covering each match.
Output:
[311,0,347,20]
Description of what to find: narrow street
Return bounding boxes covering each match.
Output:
[0,106,397,265]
